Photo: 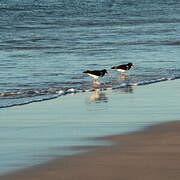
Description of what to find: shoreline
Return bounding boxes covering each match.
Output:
[1,76,179,110]
[1,120,180,180]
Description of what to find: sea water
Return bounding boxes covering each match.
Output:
[0,0,180,175]
[0,0,180,108]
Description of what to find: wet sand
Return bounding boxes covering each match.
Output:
[1,121,180,180]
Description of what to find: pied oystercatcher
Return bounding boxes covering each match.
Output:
[83,69,110,84]
[111,63,135,73]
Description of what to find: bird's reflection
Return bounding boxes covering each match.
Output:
[92,81,103,87]
[119,86,133,94]
[89,90,108,103]
[117,74,134,93]
[119,73,129,80]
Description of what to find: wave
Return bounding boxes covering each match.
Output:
[0,75,179,109]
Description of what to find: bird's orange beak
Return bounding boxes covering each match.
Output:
[132,65,136,68]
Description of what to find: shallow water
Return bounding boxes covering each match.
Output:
[0,0,180,108]
[0,79,180,175]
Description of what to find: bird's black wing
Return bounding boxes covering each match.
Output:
[114,64,129,70]
[83,70,102,76]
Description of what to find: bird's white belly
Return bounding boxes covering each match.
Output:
[116,69,126,72]
[87,73,100,79]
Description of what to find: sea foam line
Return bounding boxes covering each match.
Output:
[0,76,179,109]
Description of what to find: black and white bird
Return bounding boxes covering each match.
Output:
[111,63,135,73]
[83,69,110,84]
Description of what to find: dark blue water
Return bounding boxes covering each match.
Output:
[0,0,180,108]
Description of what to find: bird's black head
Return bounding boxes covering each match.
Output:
[127,63,135,68]
[102,69,108,73]
[102,69,110,76]
[127,63,132,66]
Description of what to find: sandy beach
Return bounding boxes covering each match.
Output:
[1,120,180,180]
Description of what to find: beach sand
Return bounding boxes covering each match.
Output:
[1,79,180,179]
[1,120,180,180]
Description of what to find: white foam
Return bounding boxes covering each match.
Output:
[58,90,65,95]
[1,76,180,109]
[67,88,76,93]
